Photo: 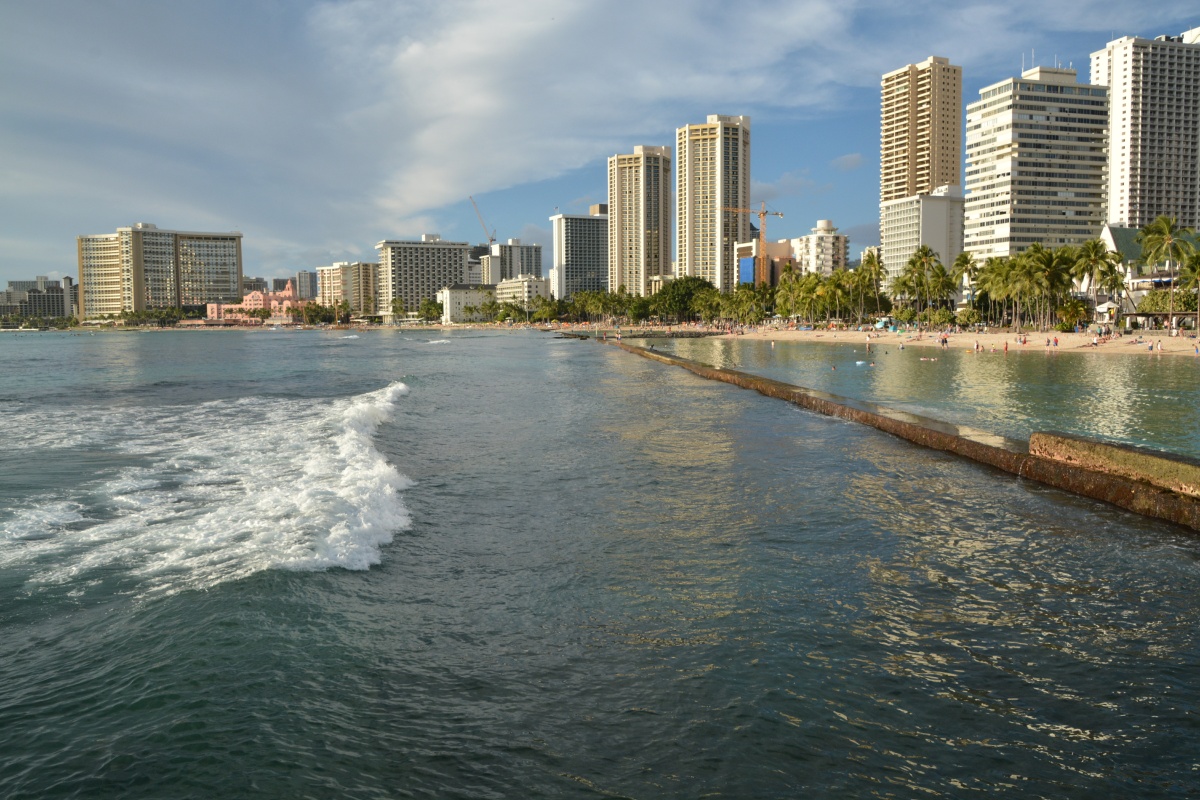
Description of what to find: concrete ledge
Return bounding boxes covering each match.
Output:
[605,339,1200,533]
[1030,431,1200,499]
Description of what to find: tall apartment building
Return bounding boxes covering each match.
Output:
[788,220,850,276]
[880,56,962,202]
[549,205,608,300]
[295,270,318,300]
[1092,27,1200,229]
[316,262,379,314]
[879,185,964,285]
[77,222,242,319]
[480,239,542,285]
[376,234,469,317]
[676,115,751,292]
[964,67,1108,259]
[879,57,961,287]
[608,145,672,296]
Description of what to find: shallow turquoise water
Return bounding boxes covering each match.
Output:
[660,335,1200,456]
[1,329,1198,798]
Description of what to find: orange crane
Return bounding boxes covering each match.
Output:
[469,196,496,246]
[724,202,783,286]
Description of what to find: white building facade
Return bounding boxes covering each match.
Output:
[437,284,495,324]
[494,274,550,310]
[964,67,1108,260]
[376,235,470,319]
[879,185,964,286]
[550,205,608,300]
[608,145,672,296]
[1091,27,1200,230]
[788,220,850,276]
[676,115,751,292]
[480,239,542,285]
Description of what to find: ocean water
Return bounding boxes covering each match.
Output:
[1,329,1198,798]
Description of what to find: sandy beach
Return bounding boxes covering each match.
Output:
[717,326,1200,357]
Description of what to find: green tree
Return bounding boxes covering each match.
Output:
[1137,215,1197,334]
[418,297,443,322]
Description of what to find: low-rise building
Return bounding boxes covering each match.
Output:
[207,279,309,323]
[437,284,496,324]
[495,274,550,311]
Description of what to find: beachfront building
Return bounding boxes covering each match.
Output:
[788,220,850,277]
[436,284,495,324]
[676,115,751,292]
[480,239,542,285]
[964,67,1108,260]
[1092,27,1200,229]
[879,185,964,287]
[376,235,470,320]
[316,261,379,315]
[207,279,309,324]
[608,145,672,296]
[879,56,962,289]
[550,204,608,300]
[77,222,242,319]
[494,274,550,313]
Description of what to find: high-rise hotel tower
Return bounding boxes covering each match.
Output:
[77,222,243,319]
[880,56,962,203]
[676,115,750,292]
[964,67,1108,259]
[607,145,671,296]
[879,57,963,287]
[1091,27,1200,229]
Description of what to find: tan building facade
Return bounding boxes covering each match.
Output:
[77,222,242,319]
[316,262,379,314]
[676,115,751,292]
[880,57,962,203]
[608,146,671,296]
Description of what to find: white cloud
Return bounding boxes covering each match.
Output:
[753,170,829,202]
[831,153,864,172]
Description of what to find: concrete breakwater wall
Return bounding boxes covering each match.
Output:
[602,339,1200,533]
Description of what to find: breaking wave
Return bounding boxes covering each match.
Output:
[0,382,412,598]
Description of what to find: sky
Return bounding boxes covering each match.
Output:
[1,1,1197,286]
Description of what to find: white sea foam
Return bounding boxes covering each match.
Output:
[426,339,450,345]
[1,382,413,597]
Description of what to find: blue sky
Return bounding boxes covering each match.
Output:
[1,1,1196,286]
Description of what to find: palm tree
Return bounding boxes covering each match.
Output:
[1138,215,1197,334]
[951,251,978,309]
[1073,239,1117,323]
[860,249,885,312]
[903,245,941,330]
[390,296,406,323]
[1178,250,1200,338]
[1096,258,1128,330]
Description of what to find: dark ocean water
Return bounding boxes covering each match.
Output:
[1,329,1198,798]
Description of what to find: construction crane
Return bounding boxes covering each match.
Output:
[724,202,783,286]
[469,196,496,246]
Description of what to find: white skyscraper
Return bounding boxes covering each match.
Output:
[608,145,672,296]
[1091,27,1200,229]
[676,115,751,292]
[550,204,608,300]
[964,67,1108,259]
